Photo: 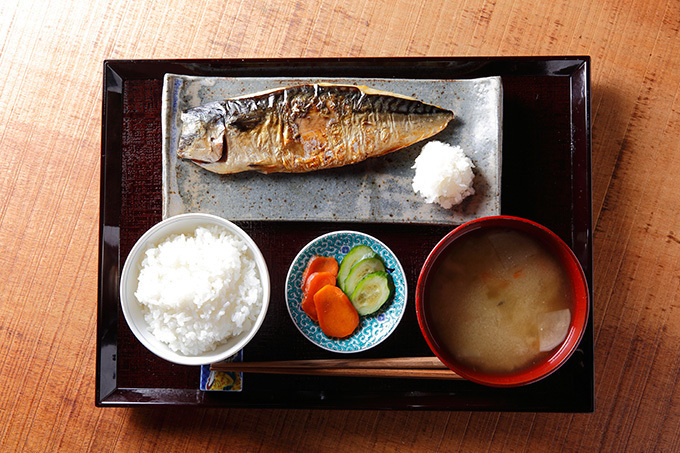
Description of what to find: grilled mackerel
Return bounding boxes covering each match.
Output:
[177,84,453,174]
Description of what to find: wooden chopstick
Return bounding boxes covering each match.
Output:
[213,356,447,369]
[209,356,463,380]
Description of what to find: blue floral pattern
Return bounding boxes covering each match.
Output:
[285,231,407,353]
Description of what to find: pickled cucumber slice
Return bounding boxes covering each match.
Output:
[337,245,376,291]
[349,271,394,315]
[343,257,386,297]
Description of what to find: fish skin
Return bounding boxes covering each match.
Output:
[177,84,454,174]
[178,102,226,163]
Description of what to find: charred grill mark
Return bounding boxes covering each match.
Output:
[228,111,266,132]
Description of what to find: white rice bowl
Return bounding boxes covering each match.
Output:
[412,141,475,209]
[134,225,263,356]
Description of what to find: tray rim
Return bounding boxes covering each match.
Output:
[97,56,592,410]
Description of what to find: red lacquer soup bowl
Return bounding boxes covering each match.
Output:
[415,216,589,387]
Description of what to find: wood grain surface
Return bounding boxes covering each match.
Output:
[1,0,679,451]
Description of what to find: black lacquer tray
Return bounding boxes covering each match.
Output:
[96,57,593,411]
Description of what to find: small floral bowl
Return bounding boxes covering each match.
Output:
[285,231,407,353]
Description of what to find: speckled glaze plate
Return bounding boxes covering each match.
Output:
[161,75,502,225]
[285,231,407,353]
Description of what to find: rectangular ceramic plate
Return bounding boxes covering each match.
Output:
[97,57,593,411]
[161,75,502,224]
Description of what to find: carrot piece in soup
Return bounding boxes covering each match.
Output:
[301,272,337,321]
[313,285,360,338]
[301,256,339,288]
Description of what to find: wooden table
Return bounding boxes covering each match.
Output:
[1,0,678,451]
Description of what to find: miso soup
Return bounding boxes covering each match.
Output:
[425,227,573,375]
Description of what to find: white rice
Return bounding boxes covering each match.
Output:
[134,225,262,356]
[412,141,475,209]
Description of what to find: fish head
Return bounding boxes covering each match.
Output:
[177,102,226,163]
